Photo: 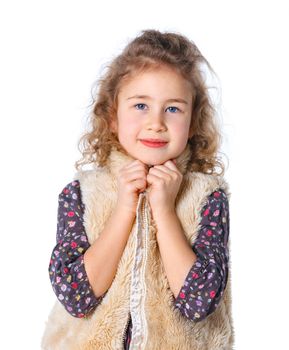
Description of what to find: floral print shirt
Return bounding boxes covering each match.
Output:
[48,180,230,349]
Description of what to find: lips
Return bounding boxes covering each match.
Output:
[140,139,168,148]
[140,138,167,143]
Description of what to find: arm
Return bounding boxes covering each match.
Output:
[153,210,198,299]
[49,181,105,318]
[83,202,136,298]
[174,189,230,321]
[155,189,230,322]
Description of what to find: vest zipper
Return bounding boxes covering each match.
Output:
[128,191,149,349]
[121,312,130,345]
[140,192,149,348]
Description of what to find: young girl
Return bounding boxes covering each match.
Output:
[42,29,234,350]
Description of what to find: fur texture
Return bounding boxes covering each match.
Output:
[41,144,235,349]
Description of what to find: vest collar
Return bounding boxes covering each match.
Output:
[106,143,193,180]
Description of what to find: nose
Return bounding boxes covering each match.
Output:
[146,110,167,132]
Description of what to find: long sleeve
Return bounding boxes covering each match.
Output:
[48,180,107,318]
[174,188,230,322]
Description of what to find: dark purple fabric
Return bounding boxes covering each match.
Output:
[49,180,230,349]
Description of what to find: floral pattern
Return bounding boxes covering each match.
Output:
[48,180,230,349]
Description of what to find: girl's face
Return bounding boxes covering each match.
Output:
[112,66,194,166]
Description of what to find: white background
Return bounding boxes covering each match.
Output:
[1,1,288,349]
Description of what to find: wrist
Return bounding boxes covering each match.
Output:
[114,203,136,220]
[151,207,176,222]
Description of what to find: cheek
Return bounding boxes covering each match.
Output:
[117,118,140,143]
[172,119,191,137]
[118,114,140,132]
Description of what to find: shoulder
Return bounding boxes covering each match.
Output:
[184,171,231,201]
[58,179,84,204]
[73,168,111,189]
[73,168,108,182]
[58,180,81,199]
[72,168,116,201]
[202,188,229,213]
[66,169,101,193]
[207,188,229,207]
[200,188,229,227]
[58,179,85,213]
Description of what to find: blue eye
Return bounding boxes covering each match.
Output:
[134,104,181,113]
[134,103,147,110]
[167,106,180,113]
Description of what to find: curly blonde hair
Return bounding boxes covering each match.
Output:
[75,29,226,175]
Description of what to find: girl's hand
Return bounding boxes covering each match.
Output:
[115,160,149,215]
[146,159,183,218]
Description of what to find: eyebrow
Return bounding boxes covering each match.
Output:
[126,95,188,105]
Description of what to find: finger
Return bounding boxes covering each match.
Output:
[125,166,148,177]
[124,159,142,169]
[123,160,148,172]
[148,167,171,179]
[151,160,179,174]
[133,179,147,191]
[150,164,171,175]
[123,170,148,182]
[146,172,159,183]
[146,173,168,187]
[162,159,179,171]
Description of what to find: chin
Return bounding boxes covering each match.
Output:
[141,156,171,166]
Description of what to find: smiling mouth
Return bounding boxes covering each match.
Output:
[140,139,168,148]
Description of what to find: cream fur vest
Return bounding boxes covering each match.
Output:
[42,144,235,350]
